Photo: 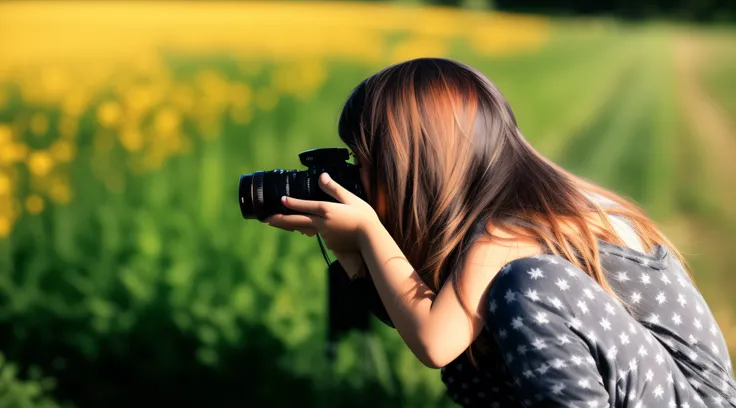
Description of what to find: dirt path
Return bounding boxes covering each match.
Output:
[674,33,736,353]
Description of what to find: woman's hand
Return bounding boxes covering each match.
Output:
[265,172,380,253]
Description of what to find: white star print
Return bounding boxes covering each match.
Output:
[693,317,703,330]
[648,313,660,324]
[587,331,598,343]
[489,299,497,314]
[558,335,571,345]
[548,296,564,310]
[660,273,670,284]
[677,293,687,307]
[629,358,638,371]
[645,369,654,382]
[504,289,516,303]
[523,369,535,379]
[551,383,565,395]
[666,372,674,384]
[501,263,512,274]
[526,289,541,302]
[620,333,630,345]
[583,288,595,300]
[517,345,527,355]
[712,396,723,406]
[577,300,590,314]
[628,322,637,334]
[569,317,583,330]
[498,329,508,339]
[710,323,718,335]
[551,358,566,369]
[600,318,612,331]
[656,292,667,304]
[511,316,524,330]
[653,384,664,399]
[607,345,618,359]
[547,258,558,265]
[555,278,570,291]
[571,355,583,366]
[696,304,704,315]
[527,268,544,279]
[672,313,682,325]
[536,363,549,375]
[656,353,664,365]
[605,303,616,315]
[505,352,514,363]
[578,378,590,389]
[532,337,546,350]
[587,401,598,407]
[638,345,648,357]
[641,273,651,285]
[617,271,630,281]
[565,267,578,277]
[677,275,688,287]
[535,312,549,325]
[688,334,698,345]
[710,341,720,356]
[631,291,642,304]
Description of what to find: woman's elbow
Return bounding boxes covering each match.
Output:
[414,341,454,369]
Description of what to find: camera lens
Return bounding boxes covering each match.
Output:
[238,174,256,219]
[239,169,311,221]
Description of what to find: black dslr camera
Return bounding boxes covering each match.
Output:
[238,147,364,221]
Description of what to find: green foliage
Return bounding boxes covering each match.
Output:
[0,353,65,408]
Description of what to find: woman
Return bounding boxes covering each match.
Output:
[266,58,736,407]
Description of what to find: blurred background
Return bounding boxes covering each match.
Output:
[0,0,734,407]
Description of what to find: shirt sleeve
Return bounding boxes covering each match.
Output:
[485,258,612,407]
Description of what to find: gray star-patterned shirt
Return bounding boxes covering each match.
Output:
[440,240,736,407]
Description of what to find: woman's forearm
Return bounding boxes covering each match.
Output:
[357,218,438,366]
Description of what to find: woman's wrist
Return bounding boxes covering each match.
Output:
[358,216,384,256]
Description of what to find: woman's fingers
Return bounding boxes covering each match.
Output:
[266,214,317,230]
[281,196,330,217]
[296,227,318,237]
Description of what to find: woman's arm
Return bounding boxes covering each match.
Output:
[357,218,539,368]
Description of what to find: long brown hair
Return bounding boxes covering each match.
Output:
[337,58,689,366]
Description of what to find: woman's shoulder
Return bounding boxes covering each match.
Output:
[462,221,546,280]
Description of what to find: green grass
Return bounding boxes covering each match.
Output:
[0,18,734,408]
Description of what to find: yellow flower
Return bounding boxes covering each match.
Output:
[58,115,78,139]
[0,172,11,196]
[27,150,54,177]
[62,92,88,117]
[50,181,71,204]
[230,83,253,109]
[50,140,76,163]
[25,195,44,215]
[120,128,144,152]
[30,113,49,136]
[97,101,123,128]
[1,143,29,165]
[0,124,12,146]
[154,107,181,135]
[0,216,10,238]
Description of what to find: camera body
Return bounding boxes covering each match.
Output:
[239,148,364,221]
